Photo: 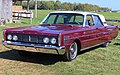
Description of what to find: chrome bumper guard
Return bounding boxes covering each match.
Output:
[2,41,65,54]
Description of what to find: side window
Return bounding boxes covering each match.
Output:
[85,15,94,26]
[93,15,103,26]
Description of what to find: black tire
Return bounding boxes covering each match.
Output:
[102,42,110,47]
[64,42,78,61]
[17,50,33,57]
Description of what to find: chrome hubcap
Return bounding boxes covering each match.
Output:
[69,42,77,59]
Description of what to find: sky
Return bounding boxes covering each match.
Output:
[60,0,120,10]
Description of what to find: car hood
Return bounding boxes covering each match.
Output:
[5,24,81,35]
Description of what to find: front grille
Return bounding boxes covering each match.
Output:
[6,34,42,44]
[17,34,44,44]
[6,34,58,46]
[22,35,39,43]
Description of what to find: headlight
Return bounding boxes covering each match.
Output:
[7,34,12,40]
[13,35,18,41]
[51,38,56,44]
[43,37,49,44]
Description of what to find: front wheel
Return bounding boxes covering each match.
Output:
[64,42,78,61]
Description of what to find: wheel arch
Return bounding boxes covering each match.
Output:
[74,39,81,51]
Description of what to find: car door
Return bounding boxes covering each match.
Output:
[93,15,108,44]
[82,15,100,48]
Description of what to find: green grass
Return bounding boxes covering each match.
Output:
[0,10,120,75]
[97,12,120,20]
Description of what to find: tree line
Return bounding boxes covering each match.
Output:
[16,1,111,12]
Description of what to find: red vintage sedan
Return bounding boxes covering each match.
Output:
[2,11,118,61]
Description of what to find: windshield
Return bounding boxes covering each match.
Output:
[41,13,84,26]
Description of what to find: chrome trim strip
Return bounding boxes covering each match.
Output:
[2,41,65,50]
[81,42,104,51]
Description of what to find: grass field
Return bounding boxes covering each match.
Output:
[97,12,120,20]
[0,10,120,75]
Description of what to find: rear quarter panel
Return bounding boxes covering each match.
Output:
[106,25,119,40]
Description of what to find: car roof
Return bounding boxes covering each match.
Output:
[49,11,108,26]
[50,11,99,15]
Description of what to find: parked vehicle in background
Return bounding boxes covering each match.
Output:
[2,11,119,61]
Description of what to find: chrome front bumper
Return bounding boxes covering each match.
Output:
[2,41,65,54]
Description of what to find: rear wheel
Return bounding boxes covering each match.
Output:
[64,42,78,61]
[102,42,110,47]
